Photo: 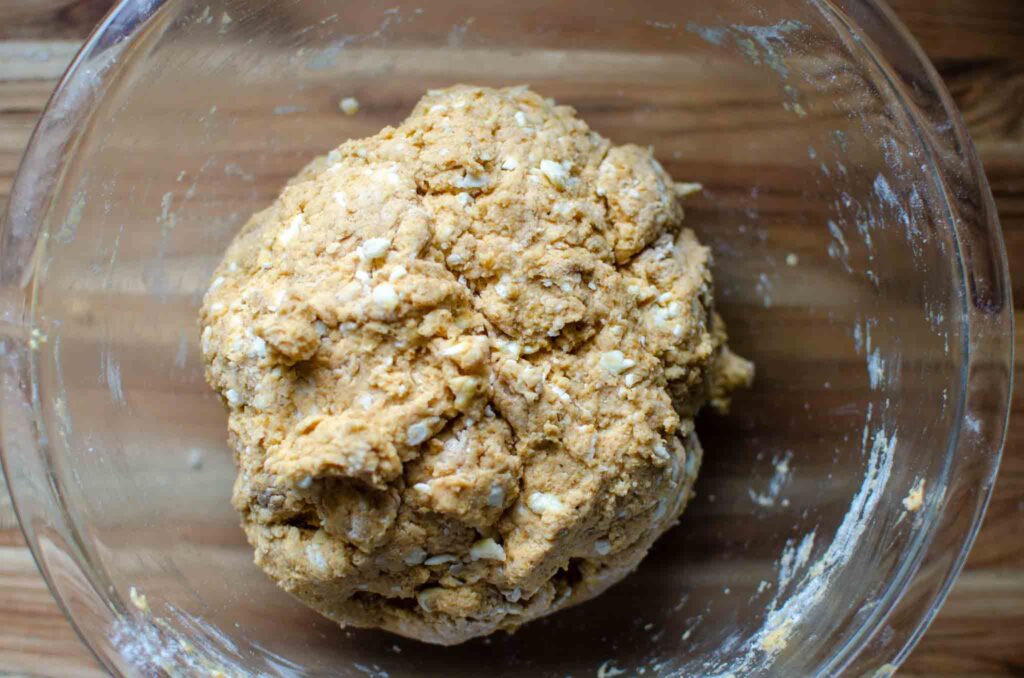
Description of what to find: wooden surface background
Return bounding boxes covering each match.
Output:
[0,1,1022,676]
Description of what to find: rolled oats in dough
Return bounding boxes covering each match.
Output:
[200,85,753,645]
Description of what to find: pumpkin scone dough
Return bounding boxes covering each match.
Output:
[199,85,752,645]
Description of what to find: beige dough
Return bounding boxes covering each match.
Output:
[199,85,752,645]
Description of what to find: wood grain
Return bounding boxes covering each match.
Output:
[0,0,110,40]
[887,0,1024,62]
[0,1,1022,676]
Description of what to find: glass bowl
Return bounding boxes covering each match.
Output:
[0,0,1011,675]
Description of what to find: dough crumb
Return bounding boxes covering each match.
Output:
[674,181,703,198]
[29,328,47,350]
[200,85,751,645]
[760,618,794,653]
[903,478,926,512]
[597,661,627,678]
[340,96,360,115]
[129,586,149,613]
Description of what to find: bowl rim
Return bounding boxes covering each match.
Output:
[815,0,1013,672]
[0,0,1011,676]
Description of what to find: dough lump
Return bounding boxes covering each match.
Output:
[200,85,752,645]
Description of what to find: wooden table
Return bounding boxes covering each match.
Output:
[0,1,1021,676]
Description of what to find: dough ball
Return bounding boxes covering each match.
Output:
[200,85,752,645]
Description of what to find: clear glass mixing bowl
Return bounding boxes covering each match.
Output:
[0,0,1012,676]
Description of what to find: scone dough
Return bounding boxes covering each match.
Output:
[200,85,752,645]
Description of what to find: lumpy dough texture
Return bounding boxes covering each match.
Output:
[200,85,753,645]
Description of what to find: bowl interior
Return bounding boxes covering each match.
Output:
[10,0,989,675]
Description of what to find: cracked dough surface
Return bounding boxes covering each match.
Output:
[200,85,752,645]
